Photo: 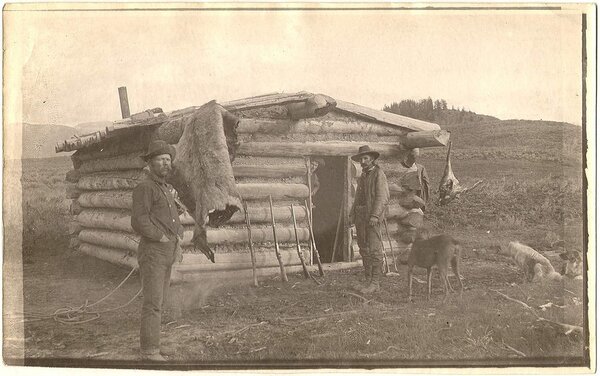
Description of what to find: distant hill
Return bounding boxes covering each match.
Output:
[422,119,583,164]
[383,98,582,164]
[74,121,112,135]
[21,123,79,159]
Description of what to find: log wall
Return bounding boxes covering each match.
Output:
[65,106,425,277]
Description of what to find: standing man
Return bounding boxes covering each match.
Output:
[399,148,430,208]
[349,145,390,294]
[310,157,325,197]
[132,140,184,362]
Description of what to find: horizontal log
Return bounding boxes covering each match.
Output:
[65,184,82,199]
[78,243,309,274]
[78,190,133,209]
[237,118,408,136]
[77,209,195,233]
[78,152,146,173]
[238,141,405,158]
[67,221,82,235]
[286,94,336,120]
[400,209,424,228]
[232,164,306,178]
[79,243,138,269]
[237,183,309,200]
[65,169,82,183]
[77,170,145,191]
[402,130,450,148]
[229,205,308,224]
[387,204,409,220]
[389,189,426,209]
[77,205,308,232]
[79,226,310,251]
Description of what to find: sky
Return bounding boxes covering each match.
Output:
[5,5,585,128]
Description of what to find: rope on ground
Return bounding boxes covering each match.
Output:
[12,267,141,325]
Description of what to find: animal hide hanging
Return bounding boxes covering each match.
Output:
[168,101,242,262]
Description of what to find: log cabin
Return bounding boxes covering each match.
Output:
[57,91,448,283]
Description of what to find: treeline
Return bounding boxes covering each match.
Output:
[383,98,495,125]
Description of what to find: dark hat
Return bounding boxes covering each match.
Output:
[351,145,380,162]
[141,140,176,161]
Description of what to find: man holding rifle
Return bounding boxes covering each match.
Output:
[349,145,390,294]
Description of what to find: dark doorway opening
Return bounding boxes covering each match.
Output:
[312,156,347,263]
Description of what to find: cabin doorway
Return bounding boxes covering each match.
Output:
[311,156,353,263]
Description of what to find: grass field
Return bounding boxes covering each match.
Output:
[4,122,588,367]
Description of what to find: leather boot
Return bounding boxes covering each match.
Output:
[360,260,382,294]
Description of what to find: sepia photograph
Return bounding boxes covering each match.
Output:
[2,2,595,371]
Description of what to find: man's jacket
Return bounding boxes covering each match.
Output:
[350,164,390,222]
[131,170,184,242]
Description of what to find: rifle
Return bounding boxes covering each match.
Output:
[242,200,259,287]
[268,195,288,283]
[304,199,324,276]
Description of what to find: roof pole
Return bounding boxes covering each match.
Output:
[118,86,131,119]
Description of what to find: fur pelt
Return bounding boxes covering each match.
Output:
[497,241,562,282]
[168,101,242,262]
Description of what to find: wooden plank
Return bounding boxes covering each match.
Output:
[221,92,314,111]
[343,156,352,262]
[335,100,440,132]
[238,141,405,158]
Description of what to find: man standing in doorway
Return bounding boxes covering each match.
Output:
[131,140,184,362]
[399,148,430,209]
[349,145,389,294]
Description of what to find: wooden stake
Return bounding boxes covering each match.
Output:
[383,218,398,273]
[269,195,288,283]
[304,199,324,276]
[291,204,310,279]
[242,200,259,287]
[331,200,344,263]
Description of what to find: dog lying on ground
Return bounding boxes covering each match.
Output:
[407,234,464,302]
[560,250,583,280]
[493,241,562,282]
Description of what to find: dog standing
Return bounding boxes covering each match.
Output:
[407,234,464,302]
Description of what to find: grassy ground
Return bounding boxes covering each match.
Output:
[4,143,588,367]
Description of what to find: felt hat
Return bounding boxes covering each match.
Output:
[351,145,380,162]
[141,140,176,162]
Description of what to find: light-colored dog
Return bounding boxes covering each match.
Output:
[494,241,562,282]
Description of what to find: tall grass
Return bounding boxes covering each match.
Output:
[20,157,72,258]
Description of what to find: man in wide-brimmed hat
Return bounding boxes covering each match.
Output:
[131,140,184,362]
[349,145,390,294]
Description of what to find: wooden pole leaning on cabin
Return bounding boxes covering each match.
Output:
[242,200,259,288]
[331,200,345,263]
[290,204,310,279]
[268,195,288,283]
[382,217,398,273]
[304,199,324,276]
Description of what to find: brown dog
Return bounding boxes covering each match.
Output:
[407,234,464,302]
